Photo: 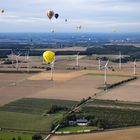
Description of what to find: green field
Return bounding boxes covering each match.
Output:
[81,100,140,129]
[0,132,33,140]
[0,98,78,115]
[58,126,97,133]
[0,111,62,131]
[86,99,140,109]
[0,98,78,132]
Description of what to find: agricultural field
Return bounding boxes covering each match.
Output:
[59,99,140,132]
[50,128,140,140]
[0,111,62,131]
[0,98,77,114]
[0,98,77,132]
[57,126,98,133]
[86,99,140,110]
[0,132,33,140]
[28,73,130,101]
[80,100,140,129]
[0,55,140,139]
[97,78,140,102]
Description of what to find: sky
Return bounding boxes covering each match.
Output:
[0,0,140,33]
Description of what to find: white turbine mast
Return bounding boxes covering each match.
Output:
[104,60,109,85]
[16,52,21,71]
[133,59,137,75]
[11,49,14,67]
[50,58,55,81]
[119,51,122,70]
[76,52,80,67]
[26,50,30,72]
[98,59,101,70]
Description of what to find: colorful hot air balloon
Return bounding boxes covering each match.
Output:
[1,9,4,13]
[43,51,55,64]
[47,10,54,20]
[55,13,59,19]
[77,25,82,30]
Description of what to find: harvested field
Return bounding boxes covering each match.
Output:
[97,78,140,102]
[50,128,140,140]
[0,79,53,106]
[0,69,133,105]
[28,74,129,101]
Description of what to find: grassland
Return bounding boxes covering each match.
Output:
[58,126,97,133]
[0,111,62,131]
[0,98,78,132]
[0,98,77,115]
[0,132,33,140]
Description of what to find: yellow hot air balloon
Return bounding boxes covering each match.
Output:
[43,51,55,64]
[47,10,54,20]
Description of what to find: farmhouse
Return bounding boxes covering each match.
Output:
[76,119,88,126]
[69,119,88,126]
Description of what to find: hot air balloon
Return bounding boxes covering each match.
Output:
[43,51,55,64]
[55,13,59,19]
[79,25,82,29]
[77,25,82,30]
[47,10,54,20]
[0,9,4,13]
[51,29,55,33]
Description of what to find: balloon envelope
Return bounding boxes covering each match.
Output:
[55,13,59,19]
[43,51,55,63]
[51,29,55,33]
[1,9,4,13]
[47,10,54,20]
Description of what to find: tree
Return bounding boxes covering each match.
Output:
[18,136,22,140]
[32,135,43,140]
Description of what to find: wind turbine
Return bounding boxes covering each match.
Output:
[11,49,14,67]
[98,59,101,70]
[26,50,30,72]
[16,52,21,71]
[50,58,55,81]
[104,60,109,85]
[133,59,137,75]
[119,51,122,70]
[76,52,80,67]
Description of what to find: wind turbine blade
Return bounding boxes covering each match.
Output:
[105,60,109,67]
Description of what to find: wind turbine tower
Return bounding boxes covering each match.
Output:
[119,51,122,70]
[76,52,80,67]
[134,59,137,75]
[104,60,109,85]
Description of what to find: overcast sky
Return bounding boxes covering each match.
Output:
[0,0,140,33]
